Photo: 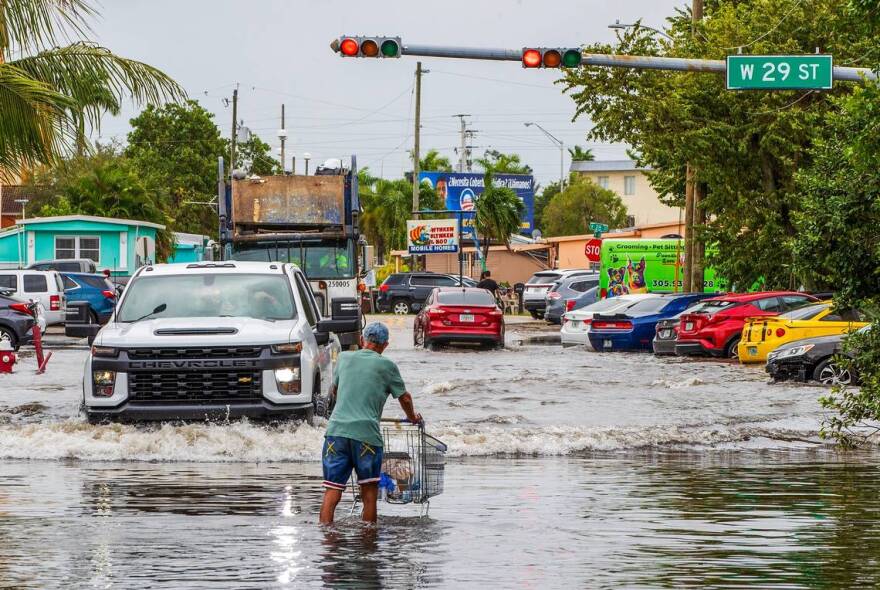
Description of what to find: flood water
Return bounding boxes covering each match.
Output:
[1,317,878,588]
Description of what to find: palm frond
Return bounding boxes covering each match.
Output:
[0,62,74,181]
[0,0,95,56]
[12,42,186,129]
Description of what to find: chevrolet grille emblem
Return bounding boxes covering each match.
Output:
[238,376,253,384]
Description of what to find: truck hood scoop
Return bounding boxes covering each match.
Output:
[154,327,239,336]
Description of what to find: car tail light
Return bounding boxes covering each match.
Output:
[427,308,446,317]
[9,303,33,317]
[488,309,503,317]
[49,295,60,311]
[566,299,577,312]
[548,291,561,300]
[599,288,607,298]
[775,328,786,337]
[379,284,389,292]
[357,282,367,292]
[593,320,633,330]
[101,290,116,300]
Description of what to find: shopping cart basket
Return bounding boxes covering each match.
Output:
[350,419,447,515]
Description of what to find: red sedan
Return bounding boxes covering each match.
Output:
[414,287,505,349]
[675,291,818,358]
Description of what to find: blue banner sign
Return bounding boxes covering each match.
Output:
[418,171,535,237]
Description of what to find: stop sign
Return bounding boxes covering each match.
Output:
[584,238,602,263]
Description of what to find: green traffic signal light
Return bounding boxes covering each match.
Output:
[381,39,400,57]
[562,49,581,68]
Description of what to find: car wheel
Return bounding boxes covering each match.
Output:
[0,327,18,351]
[725,337,740,359]
[813,358,853,386]
[88,309,99,325]
[414,324,423,347]
[392,299,411,315]
[529,311,539,320]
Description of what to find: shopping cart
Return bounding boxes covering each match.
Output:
[350,419,447,516]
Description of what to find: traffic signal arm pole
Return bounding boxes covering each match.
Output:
[399,44,877,81]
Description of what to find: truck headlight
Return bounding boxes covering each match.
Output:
[275,367,301,394]
[92,370,116,397]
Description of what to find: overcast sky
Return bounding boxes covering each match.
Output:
[92,0,680,187]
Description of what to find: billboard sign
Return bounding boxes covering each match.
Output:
[406,219,460,254]
[418,171,535,237]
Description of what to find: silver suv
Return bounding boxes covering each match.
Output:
[522,269,595,319]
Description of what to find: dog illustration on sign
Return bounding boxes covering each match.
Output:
[626,256,648,294]
[607,265,628,296]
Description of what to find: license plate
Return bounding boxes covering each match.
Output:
[748,346,758,356]
[603,339,613,349]
[460,314,474,323]
[571,321,580,327]
[684,322,694,331]
[659,329,672,339]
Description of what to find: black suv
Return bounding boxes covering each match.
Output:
[377,272,477,314]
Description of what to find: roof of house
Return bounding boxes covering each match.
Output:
[15,214,165,230]
[569,160,650,173]
[0,185,36,216]
[543,221,685,243]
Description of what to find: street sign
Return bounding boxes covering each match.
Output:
[588,222,608,233]
[584,238,602,263]
[726,55,833,90]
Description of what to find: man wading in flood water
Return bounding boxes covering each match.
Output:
[319,322,422,524]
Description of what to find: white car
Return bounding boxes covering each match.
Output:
[560,294,652,348]
[0,269,67,325]
[82,261,359,423]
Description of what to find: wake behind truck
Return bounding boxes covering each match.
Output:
[218,157,367,347]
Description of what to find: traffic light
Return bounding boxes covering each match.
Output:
[333,36,402,58]
[521,47,582,68]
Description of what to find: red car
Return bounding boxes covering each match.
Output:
[414,287,505,349]
[675,291,818,358]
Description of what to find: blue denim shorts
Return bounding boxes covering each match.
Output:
[322,436,384,490]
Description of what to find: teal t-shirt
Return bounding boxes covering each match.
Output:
[326,349,407,447]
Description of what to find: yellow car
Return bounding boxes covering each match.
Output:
[738,302,868,363]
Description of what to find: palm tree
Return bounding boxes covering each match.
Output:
[0,0,184,181]
[358,169,412,260]
[474,171,524,264]
[567,145,595,161]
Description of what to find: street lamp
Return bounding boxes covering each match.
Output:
[278,128,288,173]
[303,152,312,175]
[14,198,28,220]
[290,152,297,175]
[608,19,673,41]
[524,122,564,190]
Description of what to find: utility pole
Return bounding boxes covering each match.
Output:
[280,104,286,174]
[413,62,423,215]
[453,114,470,172]
[229,84,239,181]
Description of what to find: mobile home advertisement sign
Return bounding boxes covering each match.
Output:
[406,219,460,254]
[418,171,535,236]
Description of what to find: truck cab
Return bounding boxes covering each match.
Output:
[81,261,358,422]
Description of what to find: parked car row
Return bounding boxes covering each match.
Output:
[560,290,868,386]
[378,272,478,315]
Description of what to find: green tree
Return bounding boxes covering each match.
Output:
[474,171,524,263]
[475,150,532,175]
[534,180,561,233]
[231,133,281,176]
[417,149,453,172]
[29,145,174,258]
[541,175,628,237]
[0,0,184,181]
[561,0,872,289]
[567,145,594,161]
[791,83,880,447]
[125,101,226,237]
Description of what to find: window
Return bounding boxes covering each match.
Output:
[822,309,865,322]
[384,274,407,286]
[80,275,113,290]
[433,276,457,287]
[528,273,561,284]
[63,276,79,290]
[597,176,610,189]
[55,235,100,263]
[781,304,827,321]
[624,175,636,196]
[437,290,496,306]
[0,275,17,290]
[755,297,783,312]
[626,297,671,314]
[23,274,48,293]
[293,273,318,327]
[626,215,636,227]
[780,295,813,310]
[410,275,436,287]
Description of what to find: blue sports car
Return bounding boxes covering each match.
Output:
[588,293,718,352]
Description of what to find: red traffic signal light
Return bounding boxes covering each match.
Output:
[522,47,582,69]
[522,48,542,68]
[334,36,402,58]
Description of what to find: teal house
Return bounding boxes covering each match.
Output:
[166,232,214,264]
[0,215,164,275]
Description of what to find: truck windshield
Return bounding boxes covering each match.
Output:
[117,274,297,322]
[232,240,354,279]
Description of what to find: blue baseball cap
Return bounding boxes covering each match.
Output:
[362,322,390,345]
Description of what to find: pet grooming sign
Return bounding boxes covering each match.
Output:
[406,219,460,254]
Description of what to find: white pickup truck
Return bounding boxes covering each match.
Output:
[82,261,359,422]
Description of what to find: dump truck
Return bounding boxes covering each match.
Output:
[218,157,366,348]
